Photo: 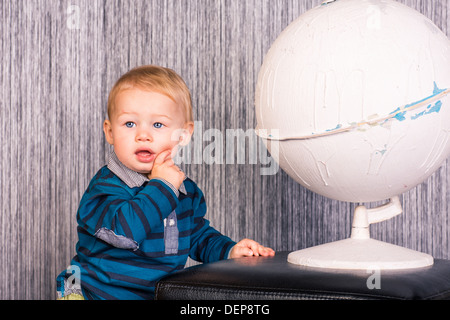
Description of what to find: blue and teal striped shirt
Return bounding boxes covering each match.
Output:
[57,153,236,300]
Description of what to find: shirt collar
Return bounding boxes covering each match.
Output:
[107,150,186,194]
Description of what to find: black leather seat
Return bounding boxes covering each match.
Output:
[155,251,450,300]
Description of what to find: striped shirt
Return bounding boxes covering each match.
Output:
[57,152,236,300]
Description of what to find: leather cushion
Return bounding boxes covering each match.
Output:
[155,252,450,300]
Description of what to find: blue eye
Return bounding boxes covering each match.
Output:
[153,122,164,129]
[125,122,135,128]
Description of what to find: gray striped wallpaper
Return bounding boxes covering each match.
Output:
[1,0,449,300]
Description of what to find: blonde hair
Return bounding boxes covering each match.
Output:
[107,65,193,122]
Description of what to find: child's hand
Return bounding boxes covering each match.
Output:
[148,149,185,190]
[229,239,275,259]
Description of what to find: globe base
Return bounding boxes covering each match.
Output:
[288,197,434,270]
[287,238,433,270]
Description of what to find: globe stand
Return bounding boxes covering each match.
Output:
[287,196,434,270]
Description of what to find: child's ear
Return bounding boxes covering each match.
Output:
[178,122,194,146]
[103,119,114,145]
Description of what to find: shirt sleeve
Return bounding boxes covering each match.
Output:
[77,172,179,248]
[188,186,236,263]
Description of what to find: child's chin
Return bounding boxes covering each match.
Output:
[133,164,153,175]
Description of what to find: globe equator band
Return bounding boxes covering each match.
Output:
[255,88,450,141]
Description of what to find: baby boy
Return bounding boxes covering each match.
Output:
[56,65,274,300]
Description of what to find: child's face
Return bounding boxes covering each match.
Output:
[103,87,193,174]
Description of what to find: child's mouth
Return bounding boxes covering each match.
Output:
[135,150,156,163]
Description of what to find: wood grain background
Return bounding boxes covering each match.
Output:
[1,0,449,299]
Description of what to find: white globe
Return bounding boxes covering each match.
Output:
[255,0,450,203]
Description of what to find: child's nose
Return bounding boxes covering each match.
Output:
[136,127,153,142]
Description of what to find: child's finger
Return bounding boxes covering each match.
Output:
[241,239,275,257]
[242,239,261,256]
[230,239,275,258]
[258,246,275,256]
[248,242,260,256]
[165,158,175,167]
[170,144,179,159]
[236,246,254,257]
[154,150,172,164]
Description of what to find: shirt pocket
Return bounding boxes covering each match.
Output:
[164,211,179,254]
